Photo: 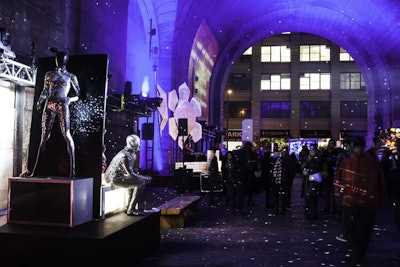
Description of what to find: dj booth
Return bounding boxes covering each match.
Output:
[174,149,224,193]
[184,152,207,162]
[175,161,208,174]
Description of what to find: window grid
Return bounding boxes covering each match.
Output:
[300,101,331,118]
[340,72,365,90]
[300,73,331,90]
[228,73,252,90]
[260,73,291,90]
[340,101,367,118]
[261,101,291,118]
[300,45,330,62]
[261,46,291,62]
[226,101,252,118]
[339,48,354,61]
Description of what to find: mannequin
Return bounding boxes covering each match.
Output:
[103,134,152,216]
[30,51,80,177]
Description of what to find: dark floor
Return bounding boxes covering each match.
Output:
[1,174,399,267]
[137,174,400,267]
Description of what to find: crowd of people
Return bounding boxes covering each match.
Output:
[219,141,299,216]
[214,136,399,266]
[220,141,300,217]
[97,132,398,266]
[98,133,398,266]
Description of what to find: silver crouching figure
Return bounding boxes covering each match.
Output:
[103,134,152,216]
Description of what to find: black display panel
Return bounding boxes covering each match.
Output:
[26,54,108,219]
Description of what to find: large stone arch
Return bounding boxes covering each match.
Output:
[206,1,399,141]
[125,0,400,171]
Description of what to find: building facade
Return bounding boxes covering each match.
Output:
[225,33,368,149]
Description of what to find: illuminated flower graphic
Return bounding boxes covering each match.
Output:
[168,82,202,149]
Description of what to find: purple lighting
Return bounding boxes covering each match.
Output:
[121,0,400,173]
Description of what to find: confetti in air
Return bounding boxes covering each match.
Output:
[71,93,105,135]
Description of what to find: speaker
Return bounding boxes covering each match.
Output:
[178,118,188,136]
[142,123,154,140]
[200,173,223,193]
[174,168,193,193]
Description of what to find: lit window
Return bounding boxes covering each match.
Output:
[261,46,291,62]
[243,47,252,55]
[271,46,281,62]
[321,73,331,89]
[281,73,291,90]
[339,48,354,61]
[260,74,271,90]
[320,45,330,61]
[300,73,331,90]
[261,46,271,62]
[300,46,310,61]
[260,73,291,90]
[300,45,330,61]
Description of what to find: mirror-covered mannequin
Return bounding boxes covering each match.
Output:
[26,51,80,177]
[103,134,152,216]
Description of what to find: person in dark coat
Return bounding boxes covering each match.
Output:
[334,138,353,242]
[260,148,274,208]
[207,148,220,206]
[299,144,310,198]
[230,142,255,216]
[244,142,260,207]
[321,139,340,213]
[222,151,235,210]
[286,151,299,209]
[303,144,324,220]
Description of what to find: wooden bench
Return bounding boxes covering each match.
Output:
[158,195,202,229]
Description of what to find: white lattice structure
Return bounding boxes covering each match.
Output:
[0,56,35,87]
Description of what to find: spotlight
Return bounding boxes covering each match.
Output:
[145,97,163,108]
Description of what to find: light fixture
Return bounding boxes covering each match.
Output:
[144,97,163,108]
